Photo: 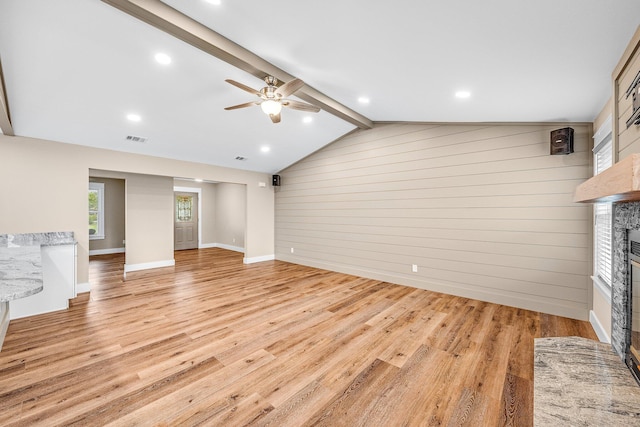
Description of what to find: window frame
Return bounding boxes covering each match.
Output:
[89,182,105,240]
[592,116,613,292]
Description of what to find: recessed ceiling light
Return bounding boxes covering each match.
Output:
[205,0,221,5]
[303,116,313,124]
[126,113,141,122]
[261,146,271,153]
[455,90,471,99]
[358,97,370,104]
[154,52,172,65]
[194,178,203,182]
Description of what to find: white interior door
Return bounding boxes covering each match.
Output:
[174,192,199,250]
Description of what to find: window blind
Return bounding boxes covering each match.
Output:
[594,138,613,286]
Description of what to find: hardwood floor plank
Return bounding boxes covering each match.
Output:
[104,349,276,426]
[461,321,515,401]
[0,248,598,425]
[0,334,193,425]
[446,387,498,427]
[63,354,225,426]
[305,358,400,426]
[498,373,532,427]
[358,344,458,426]
[255,380,335,427]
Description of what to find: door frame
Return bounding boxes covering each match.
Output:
[173,186,202,249]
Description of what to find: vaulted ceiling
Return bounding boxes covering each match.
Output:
[0,1,638,173]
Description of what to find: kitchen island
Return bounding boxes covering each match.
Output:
[0,232,76,350]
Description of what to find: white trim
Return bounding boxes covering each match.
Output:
[89,182,105,240]
[198,242,245,252]
[0,302,9,351]
[243,254,275,264]
[591,275,612,301]
[124,259,175,273]
[173,186,202,249]
[76,282,91,294]
[593,114,612,150]
[89,247,125,256]
[199,242,217,249]
[590,310,611,343]
[217,243,245,253]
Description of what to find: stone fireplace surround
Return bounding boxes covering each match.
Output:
[611,201,640,359]
[532,201,640,425]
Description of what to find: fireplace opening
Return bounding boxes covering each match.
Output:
[626,229,640,385]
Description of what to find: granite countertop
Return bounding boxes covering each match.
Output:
[534,336,640,426]
[0,232,76,247]
[0,246,43,302]
[0,232,75,302]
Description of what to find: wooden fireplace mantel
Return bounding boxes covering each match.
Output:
[574,154,640,203]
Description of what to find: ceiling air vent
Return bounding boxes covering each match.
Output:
[125,135,148,143]
[235,156,248,161]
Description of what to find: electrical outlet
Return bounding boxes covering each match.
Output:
[232,238,236,243]
[291,247,295,254]
[412,264,418,273]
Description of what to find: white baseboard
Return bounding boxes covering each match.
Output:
[124,259,175,273]
[89,247,125,256]
[198,243,245,253]
[244,254,275,264]
[216,243,245,253]
[590,310,611,343]
[76,282,91,294]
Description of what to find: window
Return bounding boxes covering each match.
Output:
[593,118,613,287]
[89,182,105,240]
[176,195,193,222]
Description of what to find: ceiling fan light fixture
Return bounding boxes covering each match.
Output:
[261,100,282,116]
[224,77,318,123]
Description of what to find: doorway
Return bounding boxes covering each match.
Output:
[174,191,199,250]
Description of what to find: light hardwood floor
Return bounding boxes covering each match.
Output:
[1,248,597,426]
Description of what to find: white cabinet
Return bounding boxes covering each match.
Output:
[10,244,77,319]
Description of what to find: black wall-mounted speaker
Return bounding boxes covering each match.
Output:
[272,174,281,186]
[550,127,574,155]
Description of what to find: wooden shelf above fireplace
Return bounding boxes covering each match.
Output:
[574,154,640,203]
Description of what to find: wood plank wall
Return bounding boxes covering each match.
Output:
[275,122,592,320]
[617,33,640,160]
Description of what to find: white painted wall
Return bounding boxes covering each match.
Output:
[0,135,275,284]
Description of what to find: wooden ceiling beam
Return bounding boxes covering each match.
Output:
[101,0,373,130]
[0,61,14,136]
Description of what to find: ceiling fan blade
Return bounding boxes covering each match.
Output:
[269,113,281,124]
[224,101,258,110]
[282,99,321,113]
[225,79,262,97]
[276,78,304,98]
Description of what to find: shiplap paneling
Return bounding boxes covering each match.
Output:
[617,39,640,159]
[275,123,592,320]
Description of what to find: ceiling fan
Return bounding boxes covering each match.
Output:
[224,76,321,123]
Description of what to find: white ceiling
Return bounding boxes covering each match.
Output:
[0,1,638,174]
